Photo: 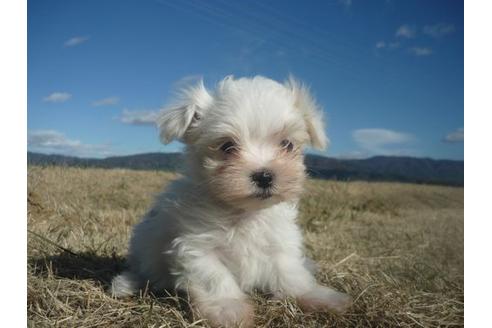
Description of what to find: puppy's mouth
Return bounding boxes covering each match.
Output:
[254,189,274,200]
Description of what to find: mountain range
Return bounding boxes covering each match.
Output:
[27,152,464,186]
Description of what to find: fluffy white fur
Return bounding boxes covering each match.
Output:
[111,76,351,327]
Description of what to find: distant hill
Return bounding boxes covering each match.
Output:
[27,152,183,171]
[304,155,463,186]
[27,151,464,186]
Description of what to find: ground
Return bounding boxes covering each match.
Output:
[27,166,464,327]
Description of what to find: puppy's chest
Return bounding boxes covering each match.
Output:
[221,224,278,261]
[216,217,293,289]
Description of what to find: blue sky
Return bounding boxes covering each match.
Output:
[27,0,463,160]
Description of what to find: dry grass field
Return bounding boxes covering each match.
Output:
[27,166,464,327]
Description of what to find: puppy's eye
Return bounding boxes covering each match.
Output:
[220,141,238,154]
[280,139,294,152]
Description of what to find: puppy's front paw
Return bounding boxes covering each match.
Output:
[297,285,352,314]
[197,298,254,328]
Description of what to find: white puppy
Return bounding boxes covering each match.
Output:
[111,76,351,327]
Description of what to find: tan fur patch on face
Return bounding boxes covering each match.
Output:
[205,149,306,209]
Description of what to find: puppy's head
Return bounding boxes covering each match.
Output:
[158,76,329,210]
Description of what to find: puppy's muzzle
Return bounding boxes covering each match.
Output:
[251,170,274,189]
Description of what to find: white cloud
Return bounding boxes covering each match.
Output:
[28,130,112,157]
[395,25,416,38]
[409,47,433,56]
[43,92,72,103]
[119,109,160,126]
[375,41,400,52]
[92,96,120,106]
[423,23,455,38]
[375,41,386,49]
[443,128,463,143]
[64,36,90,47]
[353,128,414,155]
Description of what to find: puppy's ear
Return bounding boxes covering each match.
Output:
[157,80,213,144]
[285,77,329,150]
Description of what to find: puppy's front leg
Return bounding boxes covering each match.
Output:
[273,253,352,314]
[181,252,254,327]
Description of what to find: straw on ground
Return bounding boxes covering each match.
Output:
[27,166,463,327]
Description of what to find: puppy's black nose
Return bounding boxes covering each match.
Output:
[251,170,274,189]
